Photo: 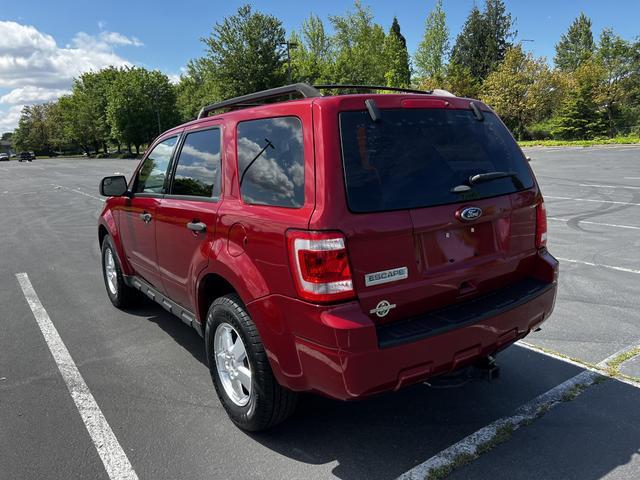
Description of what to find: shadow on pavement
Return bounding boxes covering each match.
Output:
[449,377,640,480]
[123,299,633,479]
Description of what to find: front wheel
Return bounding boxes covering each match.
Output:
[205,294,297,431]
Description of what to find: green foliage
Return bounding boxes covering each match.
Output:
[175,62,220,121]
[552,61,608,140]
[10,2,640,153]
[197,4,286,99]
[329,1,387,85]
[481,46,555,139]
[414,0,449,81]
[383,18,411,87]
[554,13,595,72]
[451,0,515,82]
[107,67,179,154]
[289,14,334,84]
[597,29,639,135]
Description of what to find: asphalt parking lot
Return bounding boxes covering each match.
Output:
[1,146,639,480]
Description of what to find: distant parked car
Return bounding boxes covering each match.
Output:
[0,153,9,161]
[18,151,34,162]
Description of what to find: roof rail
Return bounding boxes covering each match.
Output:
[197,83,322,119]
[314,84,431,95]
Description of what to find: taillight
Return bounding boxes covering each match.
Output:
[536,201,547,248]
[286,230,355,303]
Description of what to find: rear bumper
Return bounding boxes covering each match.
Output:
[247,250,558,401]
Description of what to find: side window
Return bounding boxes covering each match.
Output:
[170,128,222,198]
[134,136,178,193]
[237,117,304,208]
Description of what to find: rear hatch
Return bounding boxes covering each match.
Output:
[338,102,540,325]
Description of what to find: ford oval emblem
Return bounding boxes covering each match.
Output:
[459,206,483,222]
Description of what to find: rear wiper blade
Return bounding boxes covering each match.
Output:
[468,171,517,185]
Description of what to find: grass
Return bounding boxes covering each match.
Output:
[604,346,640,378]
[518,135,640,147]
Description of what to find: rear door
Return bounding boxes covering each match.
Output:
[155,125,223,310]
[337,104,539,324]
[119,135,179,290]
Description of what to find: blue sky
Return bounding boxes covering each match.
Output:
[1,0,638,133]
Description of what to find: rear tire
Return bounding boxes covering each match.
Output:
[205,294,297,431]
[101,235,140,308]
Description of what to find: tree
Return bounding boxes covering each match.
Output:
[383,17,411,87]
[552,61,607,140]
[596,29,637,136]
[482,0,516,75]
[554,13,595,72]
[451,0,515,81]
[175,63,220,122]
[290,14,334,84]
[414,0,449,81]
[196,5,286,99]
[329,1,387,85]
[12,104,52,153]
[107,67,179,155]
[481,46,555,138]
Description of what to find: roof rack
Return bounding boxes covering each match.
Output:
[197,83,322,119]
[314,84,431,95]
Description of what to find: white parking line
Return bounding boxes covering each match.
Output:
[396,370,600,480]
[52,183,105,202]
[557,257,640,275]
[15,273,139,480]
[547,217,640,231]
[396,342,638,480]
[624,177,640,180]
[545,195,640,207]
[579,183,640,189]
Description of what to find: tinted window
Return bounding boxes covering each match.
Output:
[339,109,534,213]
[171,129,221,198]
[237,117,304,208]
[134,136,178,193]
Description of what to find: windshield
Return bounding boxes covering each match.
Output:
[339,108,534,213]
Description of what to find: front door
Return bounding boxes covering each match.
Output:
[156,126,222,310]
[119,135,179,290]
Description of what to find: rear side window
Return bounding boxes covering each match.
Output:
[339,109,534,212]
[171,128,222,198]
[237,117,304,208]
[134,136,178,193]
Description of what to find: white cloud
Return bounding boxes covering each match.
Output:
[0,21,143,133]
[0,85,70,104]
[0,105,24,135]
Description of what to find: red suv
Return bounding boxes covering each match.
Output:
[98,83,558,431]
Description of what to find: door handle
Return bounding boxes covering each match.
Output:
[187,221,206,233]
[139,212,152,223]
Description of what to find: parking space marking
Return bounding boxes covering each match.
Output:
[396,370,600,480]
[556,257,640,275]
[579,183,640,190]
[52,183,105,202]
[396,341,639,480]
[548,217,640,230]
[15,273,139,480]
[545,195,640,207]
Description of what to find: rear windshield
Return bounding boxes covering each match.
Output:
[339,109,534,213]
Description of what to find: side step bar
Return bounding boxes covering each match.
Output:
[124,275,203,337]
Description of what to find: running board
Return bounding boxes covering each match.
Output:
[124,275,203,337]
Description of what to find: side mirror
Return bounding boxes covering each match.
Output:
[100,175,129,197]
[526,156,532,162]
